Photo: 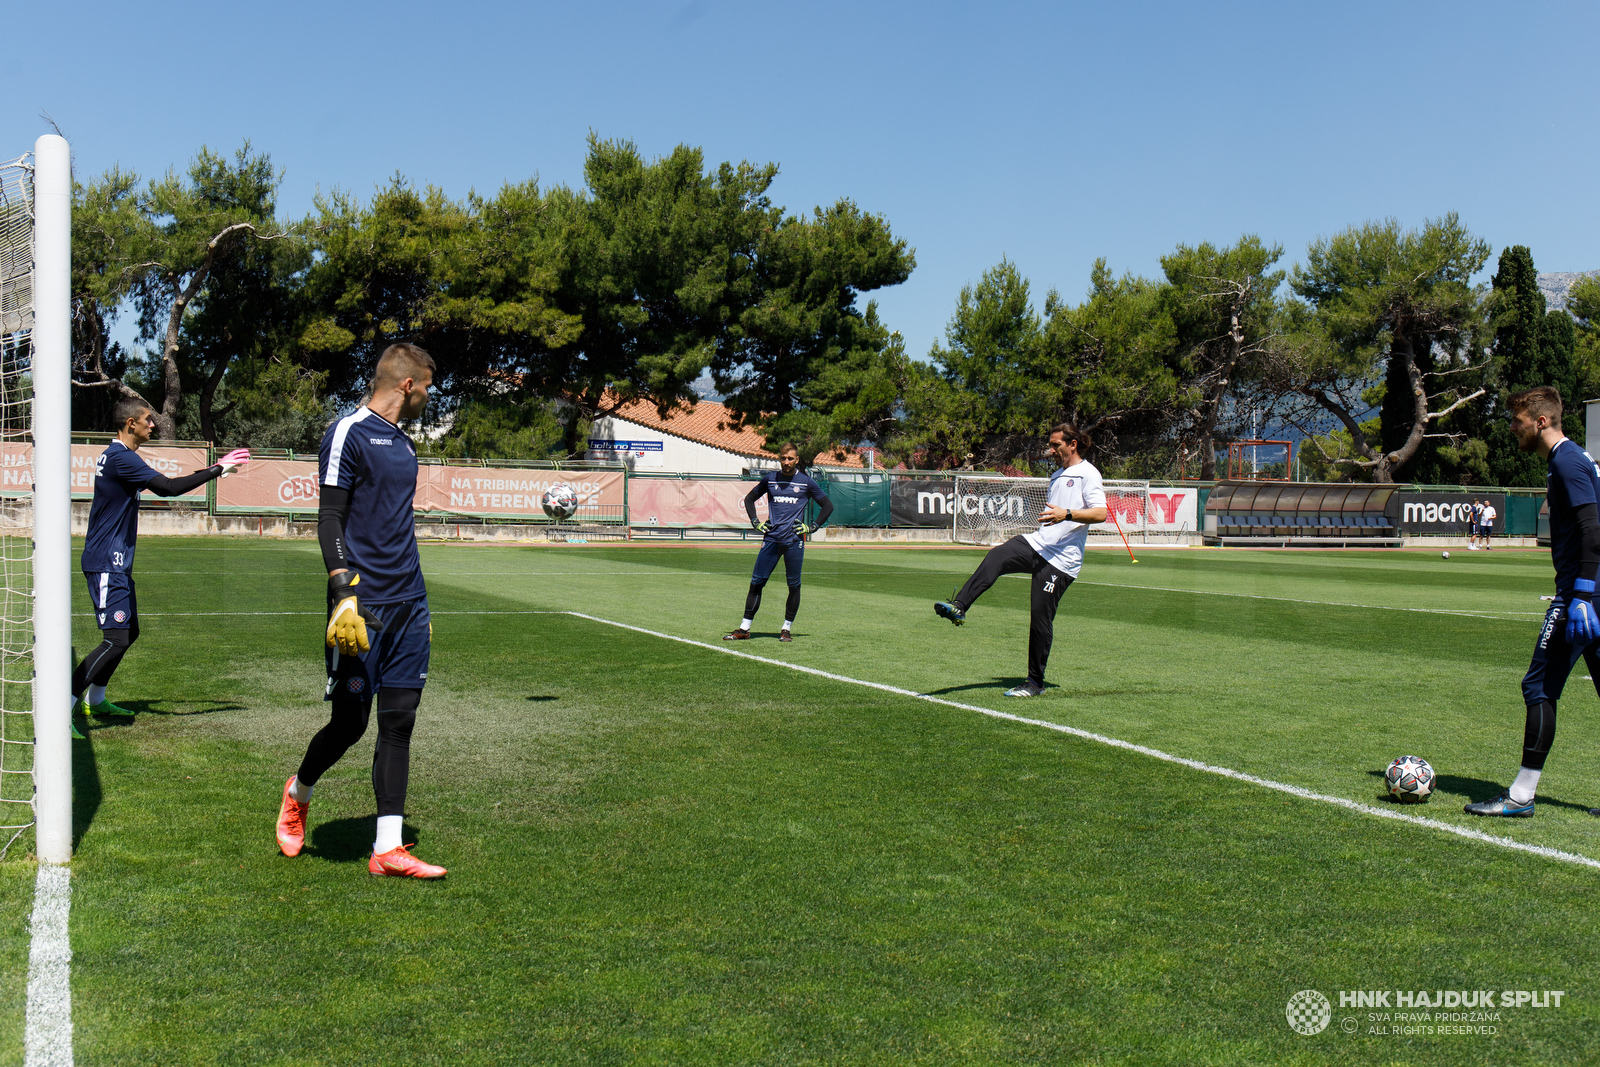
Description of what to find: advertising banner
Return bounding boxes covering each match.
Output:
[1131,488,1198,532]
[629,478,751,527]
[0,442,210,500]
[1389,492,1505,534]
[215,458,321,510]
[888,478,957,527]
[413,467,624,518]
[217,461,627,519]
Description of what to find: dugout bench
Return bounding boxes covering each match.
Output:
[1203,482,1402,547]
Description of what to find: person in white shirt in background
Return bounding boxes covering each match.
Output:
[934,423,1108,697]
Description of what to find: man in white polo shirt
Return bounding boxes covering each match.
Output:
[934,423,1108,697]
[1480,499,1497,549]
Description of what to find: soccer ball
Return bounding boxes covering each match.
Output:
[1385,755,1435,803]
[541,483,579,520]
[1442,551,1450,559]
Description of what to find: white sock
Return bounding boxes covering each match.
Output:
[374,814,404,854]
[87,684,106,705]
[289,776,313,804]
[740,618,753,630]
[781,620,792,631]
[1509,767,1541,804]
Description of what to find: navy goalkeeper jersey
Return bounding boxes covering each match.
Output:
[320,406,425,605]
[752,469,828,546]
[81,441,162,573]
[1546,437,1600,595]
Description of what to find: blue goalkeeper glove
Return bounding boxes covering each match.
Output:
[327,571,383,654]
[1567,579,1599,647]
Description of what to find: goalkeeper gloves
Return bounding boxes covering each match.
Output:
[797,521,817,536]
[1568,579,1599,647]
[217,447,251,477]
[752,520,771,533]
[326,571,383,654]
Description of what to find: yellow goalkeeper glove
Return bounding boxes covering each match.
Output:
[326,571,382,654]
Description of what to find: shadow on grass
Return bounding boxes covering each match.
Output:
[525,696,558,702]
[923,678,1034,696]
[72,733,101,850]
[87,699,244,718]
[1366,769,1599,814]
[308,817,423,863]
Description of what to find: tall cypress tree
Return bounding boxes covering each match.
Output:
[1486,246,1556,486]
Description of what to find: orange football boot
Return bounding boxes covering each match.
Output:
[368,844,447,879]
[275,776,309,857]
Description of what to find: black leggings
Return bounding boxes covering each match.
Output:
[72,624,140,695]
[296,688,421,817]
[953,536,1074,686]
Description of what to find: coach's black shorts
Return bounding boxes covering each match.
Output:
[324,595,431,701]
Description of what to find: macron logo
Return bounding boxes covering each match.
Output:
[369,437,393,446]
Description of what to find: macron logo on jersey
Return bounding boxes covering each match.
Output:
[369,437,393,446]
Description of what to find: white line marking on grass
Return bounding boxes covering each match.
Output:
[1075,579,1544,620]
[565,611,1600,873]
[25,865,73,1067]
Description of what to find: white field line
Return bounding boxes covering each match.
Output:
[565,610,1600,873]
[1075,579,1544,619]
[24,865,72,1067]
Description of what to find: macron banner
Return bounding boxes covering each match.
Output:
[1389,492,1505,534]
[0,442,210,500]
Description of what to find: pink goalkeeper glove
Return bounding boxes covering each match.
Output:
[218,448,251,477]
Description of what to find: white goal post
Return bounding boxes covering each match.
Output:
[950,474,1159,546]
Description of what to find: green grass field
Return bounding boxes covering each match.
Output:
[9,538,1600,1065]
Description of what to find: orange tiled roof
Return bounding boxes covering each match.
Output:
[602,394,773,458]
[598,392,876,468]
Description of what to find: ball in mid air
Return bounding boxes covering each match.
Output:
[541,483,580,520]
[1385,755,1435,803]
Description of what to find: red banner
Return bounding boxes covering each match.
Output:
[413,467,625,517]
[215,459,627,518]
[628,478,751,527]
[0,442,210,500]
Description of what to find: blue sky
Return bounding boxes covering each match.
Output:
[6,1,1597,362]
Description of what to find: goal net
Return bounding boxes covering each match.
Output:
[0,154,34,858]
[951,474,1155,545]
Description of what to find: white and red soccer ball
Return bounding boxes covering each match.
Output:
[1385,755,1435,803]
[541,483,579,520]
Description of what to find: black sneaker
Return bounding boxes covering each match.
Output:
[934,601,965,626]
[1463,792,1534,817]
[1004,680,1043,698]
[724,629,751,641]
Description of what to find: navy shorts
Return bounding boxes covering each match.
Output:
[751,538,804,588]
[84,570,137,630]
[324,596,431,702]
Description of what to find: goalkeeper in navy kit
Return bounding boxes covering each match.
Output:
[725,443,833,643]
[934,424,1106,698]
[1466,387,1600,818]
[73,397,247,729]
[274,343,447,878]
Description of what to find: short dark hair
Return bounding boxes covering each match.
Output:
[372,343,435,392]
[1048,422,1092,454]
[113,396,152,430]
[1509,386,1562,422]
[777,442,800,456]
